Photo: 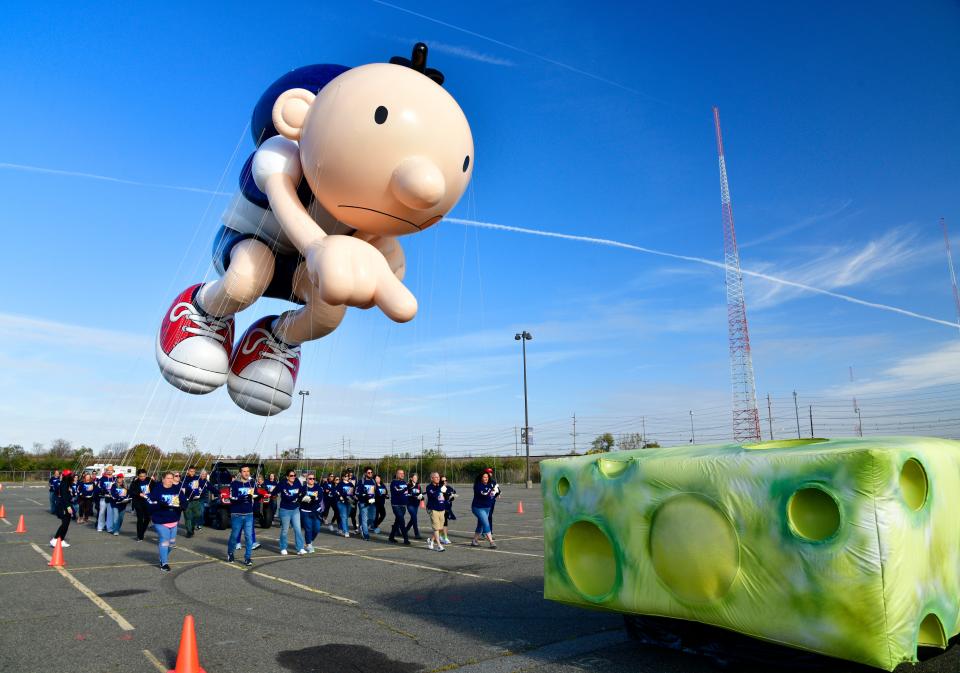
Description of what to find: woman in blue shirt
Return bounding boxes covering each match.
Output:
[470,472,499,548]
[148,471,183,572]
[109,473,132,536]
[299,473,323,552]
[276,470,306,555]
[405,473,423,540]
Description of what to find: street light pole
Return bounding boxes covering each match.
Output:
[297,390,310,462]
[515,331,533,488]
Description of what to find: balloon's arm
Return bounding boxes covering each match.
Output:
[263,173,325,254]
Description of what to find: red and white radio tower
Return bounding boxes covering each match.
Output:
[941,218,960,335]
[713,107,761,442]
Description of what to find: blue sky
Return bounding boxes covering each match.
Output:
[1,2,959,457]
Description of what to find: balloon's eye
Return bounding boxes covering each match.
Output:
[374,106,388,124]
[463,155,470,172]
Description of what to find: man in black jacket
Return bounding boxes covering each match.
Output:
[131,469,153,542]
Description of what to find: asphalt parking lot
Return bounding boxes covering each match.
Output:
[0,484,956,673]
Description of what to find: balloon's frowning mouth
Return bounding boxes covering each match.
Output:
[337,205,441,231]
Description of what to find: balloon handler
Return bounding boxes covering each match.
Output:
[156,43,474,415]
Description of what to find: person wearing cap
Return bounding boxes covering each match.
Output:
[424,472,447,552]
[299,473,323,553]
[388,469,410,545]
[48,469,61,514]
[334,471,355,537]
[131,469,153,541]
[471,471,498,548]
[147,471,182,572]
[276,469,306,555]
[180,467,206,538]
[50,470,75,547]
[405,473,423,540]
[96,466,117,533]
[356,467,378,541]
[109,473,132,535]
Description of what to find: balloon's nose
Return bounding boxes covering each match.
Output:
[391,156,445,210]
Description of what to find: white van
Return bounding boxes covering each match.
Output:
[83,464,136,479]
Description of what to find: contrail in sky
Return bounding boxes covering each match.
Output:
[446,217,960,330]
[2,158,951,330]
[0,162,232,196]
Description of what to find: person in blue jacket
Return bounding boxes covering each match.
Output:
[131,469,153,541]
[109,473,132,535]
[321,474,338,531]
[424,472,446,552]
[77,473,96,524]
[48,470,61,514]
[147,471,182,572]
[276,469,306,555]
[470,471,499,548]
[439,476,456,545]
[335,471,355,538]
[299,473,323,552]
[388,469,410,545]
[180,467,206,538]
[69,475,80,521]
[483,468,499,532]
[357,467,378,541]
[96,466,117,532]
[228,465,258,565]
[405,473,423,540]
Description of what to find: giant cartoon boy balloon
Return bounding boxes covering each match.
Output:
[156,44,473,415]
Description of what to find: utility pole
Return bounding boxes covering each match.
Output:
[515,330,533,488]
[766,394,774,441]
[793,391,801,439]
[571,413,577,454]
[514,426,518,456]
[297,390,310,462]
[436,428,442,452]
[808,405,814,438]
[641,416,646,447]
[689,410,696,444]
[856,407,864,437]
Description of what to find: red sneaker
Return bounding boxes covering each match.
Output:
[228,316,300,416]
[155,284,234,394]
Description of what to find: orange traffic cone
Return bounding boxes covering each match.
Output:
[419,499,425,509]
[49,538,66,567]
[14,514,26,533]
[516,501,524,515]
[0,503,6,518]
[167,615,207,673]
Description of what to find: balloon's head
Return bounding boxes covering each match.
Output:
[272,44,473,237]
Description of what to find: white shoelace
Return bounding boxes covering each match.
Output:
[170,302,229,343]
[240,328,298,371]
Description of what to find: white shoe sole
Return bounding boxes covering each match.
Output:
[227,372,292,416]
[156,332,227,394]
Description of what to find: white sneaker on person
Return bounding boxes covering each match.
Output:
[441,536,451,545]
[61,540,70,548]
[280,549,288,556]
[428,538,434,550]
[251,542,261,550]
[343,532,350,538]
[327,524,335,532]
[296,549,307,555]
[306,544,315,553]
[436,543,445,552]
[235,543,241,550]
[49,538,57,547]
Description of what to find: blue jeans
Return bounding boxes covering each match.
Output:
[111,507,126,533]
[405,504,420,537]
[359,502,376,539]
[301,510,320,544]
[390,505,408,541]
[229,513,254,560]
[97,498,114,531]
[336,502,350,534]
[48,491,57,514]
[278,507,304,551]
[472,506,492,535]
[154,523,177,565]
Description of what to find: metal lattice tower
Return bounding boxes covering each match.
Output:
[941,218,960,335]
[713,107,761,442]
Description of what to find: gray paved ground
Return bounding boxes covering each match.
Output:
[0,484,956,673]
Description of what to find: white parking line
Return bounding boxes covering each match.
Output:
[29,542,135,631]
[142,649,167,672]
[175,546,358,605]
[314,545,512,582]
[26,498,45,507]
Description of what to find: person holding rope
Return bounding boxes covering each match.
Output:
[388,469,410,545]
[321,473,338,531]
[471,471,498,548]
[181,467,206,538]
[96,466,117,532]
[299,472,323,553]
[485,468,500,533]
[131,469,152,541]
[344,469,359,533]
[439,476,456,545]
[335,470,355,538]
[276,468,307,555]
[78,473,96,524]
[425,472,446,552]
[109,473,132,536]
[148,471,183,572]
[358,467,377,541]
[49,470,75,548]
[197,469,209,530]
[373,474,388,534]
[228,465,258,566]
[405,473,423,540]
